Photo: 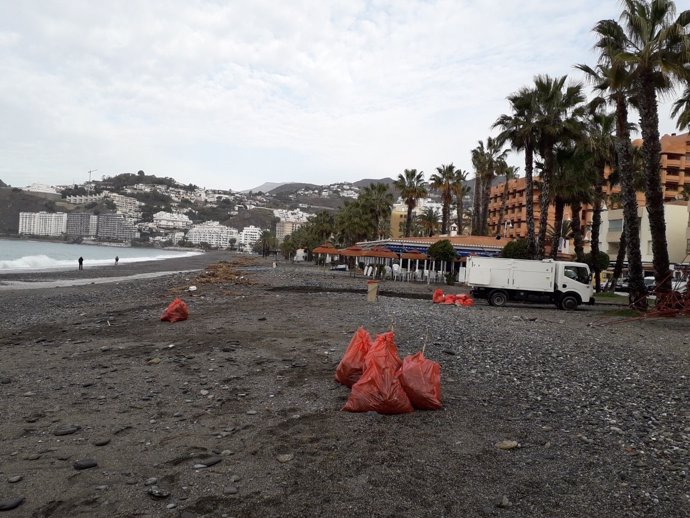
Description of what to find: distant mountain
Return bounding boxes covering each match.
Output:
[353,178,396,189]
[242,182,286,194]
[0,179,7,188]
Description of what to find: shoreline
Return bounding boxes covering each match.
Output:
[0,250,227,282]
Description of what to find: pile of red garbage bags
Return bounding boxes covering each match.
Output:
[433,288,474,307]
[335,327,442,414]
[160,297,189,322]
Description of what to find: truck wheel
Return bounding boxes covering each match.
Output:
[489,290,508,307]
[559,294,579,310]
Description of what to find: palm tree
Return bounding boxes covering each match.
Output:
[335,200,373,245]
[493,86,539,257]
[360,183,394,240]
[418,207,440,237]
[394,169,428,237]
[549,147,593,261]
[615,0,690,292]
[430,164,457,235]
[496,164,519,236]
[581,19,648,306]
[579,107,617,291]
[451,169,471,235]
[471,139,508,236]
[671,85,690,130]
[532,74,586,259]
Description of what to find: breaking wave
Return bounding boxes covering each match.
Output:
[0,252,201,272]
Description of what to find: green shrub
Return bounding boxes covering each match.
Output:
[501,239,530,259]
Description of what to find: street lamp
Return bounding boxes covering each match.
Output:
[503,220,513,237]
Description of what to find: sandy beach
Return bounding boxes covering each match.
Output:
[0,253,688,518]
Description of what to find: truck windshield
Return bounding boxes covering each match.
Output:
[564,266,590,284]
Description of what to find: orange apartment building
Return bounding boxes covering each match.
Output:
[487,132,690,245]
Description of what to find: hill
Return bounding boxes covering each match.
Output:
[242,182,286,194]
[353,177,396,189]
[268,182,320,195]
[0,179,7,188]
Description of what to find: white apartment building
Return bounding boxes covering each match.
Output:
[24,183,59,194]
[240,225,263,247]
[604,201,690,264]
[18,212,67,236]
[186,222,239,248]
[66,193,104,205]
[108,193,141,216]
[153,211,192,230]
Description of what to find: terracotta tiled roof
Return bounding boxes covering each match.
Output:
[394,235,511,248]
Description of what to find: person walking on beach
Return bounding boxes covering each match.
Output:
[115,256,119,266]
[78,256,84,270]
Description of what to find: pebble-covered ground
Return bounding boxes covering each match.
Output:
[0,255,688,518]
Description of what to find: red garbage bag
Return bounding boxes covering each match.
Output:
[461,297,474,307]
[441,294,456,305]
[160,298,189,322]
[432,289,445,304]
[335,327,372,387]
[365,332,402,370]
[342,346,413,415]
[399,351,442,410]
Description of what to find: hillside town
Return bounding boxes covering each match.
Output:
[8,176,363,251]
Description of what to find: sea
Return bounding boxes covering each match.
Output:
[0,239,202,272]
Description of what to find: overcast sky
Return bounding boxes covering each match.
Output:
[0,1,684,191]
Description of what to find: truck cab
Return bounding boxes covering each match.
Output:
[556,262,594,310]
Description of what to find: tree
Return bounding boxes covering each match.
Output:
[494,87,539,257]
[429,164,457,235]
[360,183,394,240]
[579,106,617,290]
[471,139,508,235]
[671,84,690,130]
[531,74,585,259]
[451,169,471,235]
[394,169,428,237]
[549,147,592,262]
[581,17,648,306]
[501,239,530,259]
[427,239,456,263]
[615,0,690,293]
[418,207,439,237]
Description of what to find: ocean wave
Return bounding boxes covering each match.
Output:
[0,252,202,271]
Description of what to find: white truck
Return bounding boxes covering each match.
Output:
[466,257,594,310]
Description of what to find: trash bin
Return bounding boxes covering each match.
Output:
[367,280,379,303]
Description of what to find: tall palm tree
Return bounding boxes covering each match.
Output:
[430,164,457,235]
[532,74,586,259]
[493,86,539,257]
[451,169,471,235]
[394,169,428,237]
[581,20,648,306]
[576,106,618,290]
[615,0,690,292]
[471,139,508,236]
[360,183,394,240]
